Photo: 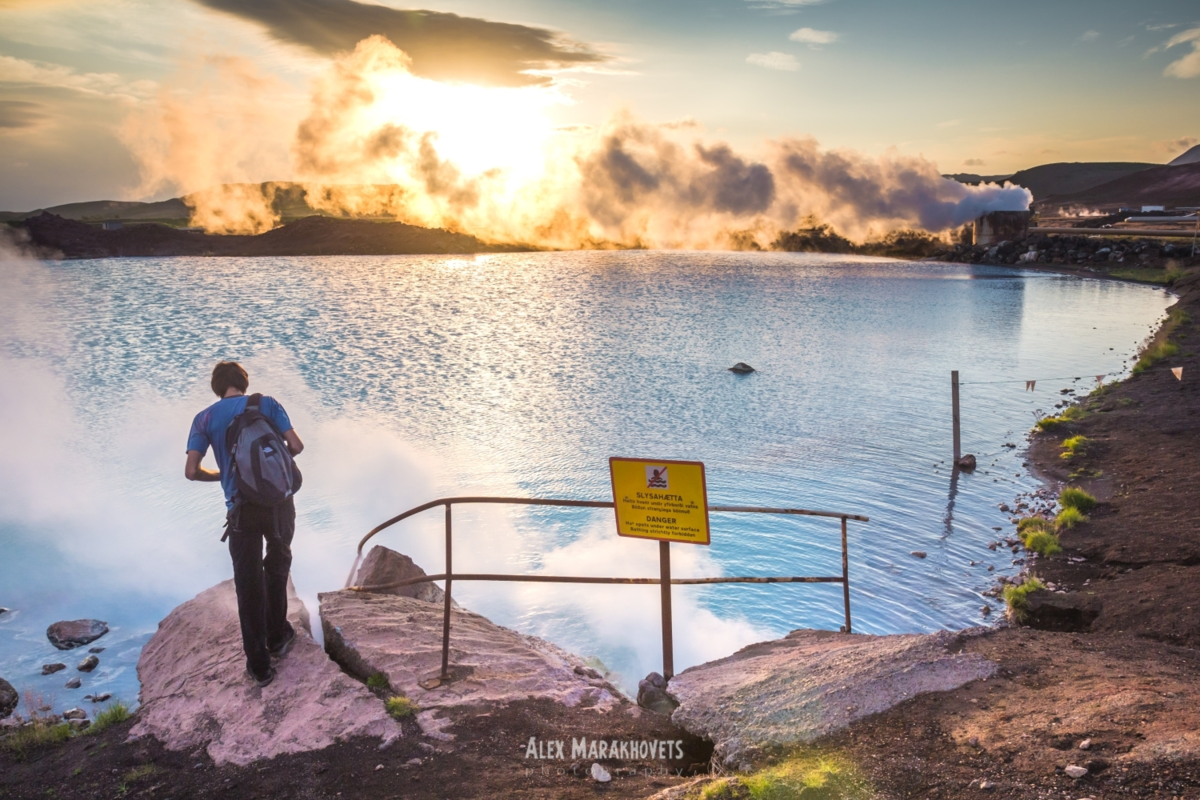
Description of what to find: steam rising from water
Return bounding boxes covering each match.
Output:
[0,236,766,692]
[125,36,1031,245]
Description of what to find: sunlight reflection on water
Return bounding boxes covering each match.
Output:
[0,250,1172,705]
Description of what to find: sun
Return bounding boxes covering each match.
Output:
[366,66,565,182]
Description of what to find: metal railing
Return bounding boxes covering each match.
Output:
[345,496,868,684]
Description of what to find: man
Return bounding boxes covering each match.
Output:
[185,361,304,687]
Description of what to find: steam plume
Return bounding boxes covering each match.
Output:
[127,36,1031,246]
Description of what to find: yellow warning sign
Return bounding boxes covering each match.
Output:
[609,457,710,545]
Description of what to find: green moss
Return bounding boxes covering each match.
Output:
[1056,507,1087,529]
[1059,487,1097,513]
[1002,577,1046,623]
[745,752,873,800]
[385,695,418,719]
[1060,435,1090,460]
[366,672,390,691]
[87,701,131,735]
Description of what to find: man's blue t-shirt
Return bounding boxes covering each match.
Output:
[186,395,293,508]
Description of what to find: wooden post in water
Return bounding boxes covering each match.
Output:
[659,541,674,679]
[951,370,961,464]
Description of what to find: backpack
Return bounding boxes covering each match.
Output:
[225,393,302,511]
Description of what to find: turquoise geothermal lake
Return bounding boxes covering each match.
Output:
[0,250,1173,710]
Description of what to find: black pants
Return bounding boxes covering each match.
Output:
[227,498,295,677]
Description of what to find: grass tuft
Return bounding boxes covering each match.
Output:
[385,695,418,719]
[366,672,390,691]
[1060,435,1090,460]
[1017,518,1062,556]
[1002,577,1046,623]
[1036,405,1086,431]
[1017,517,1051,534]
[0,722,73,759]
[1023,530,1062,557]
[87,701,131,735]
[1055,506,1087,529]
[1059,487,1097,513]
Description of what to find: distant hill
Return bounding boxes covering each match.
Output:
[1035,162,1200,209]
[0,197,191,223]
[1170,144,1200,166]
[1006,162,1157,202]
[0,182,394,224]
[13,212,531,258]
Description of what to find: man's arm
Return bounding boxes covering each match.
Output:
[284,429,304,456]
[185,450,221,482]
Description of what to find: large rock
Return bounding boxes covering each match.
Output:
[354,545,445,604]
[46,619,108,650]
[669,628,998,766]
[0,677,17,719]
[319,589,620,737]
[130,580,400,766]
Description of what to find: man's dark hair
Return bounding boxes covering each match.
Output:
[211,361,249,398]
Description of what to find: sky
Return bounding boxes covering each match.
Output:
[0,0,1198,213]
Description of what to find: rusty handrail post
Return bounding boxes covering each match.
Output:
[841,516,852,634]
[660,541,674,679]
[441,502,453,681]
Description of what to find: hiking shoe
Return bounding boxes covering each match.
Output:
[269,628,296,660]
[248,666,276,688]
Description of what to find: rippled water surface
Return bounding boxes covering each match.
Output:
[0,251,1173,709]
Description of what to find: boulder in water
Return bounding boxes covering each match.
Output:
[46,619,108,650]
[41,663,66,675]
[956,454,977,471]
[728,362,755,374]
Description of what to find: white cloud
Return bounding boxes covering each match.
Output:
[746,52,800,71]
[0,55,156,101]
[1145,22,1180,32]
[1079,30,1100,42]
[1164,27,1200,78]
[788,27,839,46]
[937,119,961,128]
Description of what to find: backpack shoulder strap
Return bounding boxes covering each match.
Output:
[246,393,263,412]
